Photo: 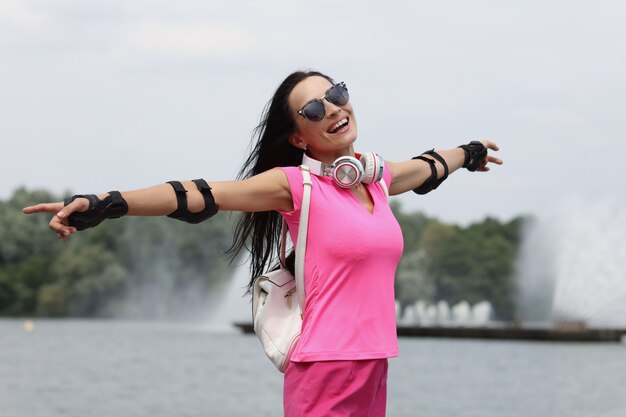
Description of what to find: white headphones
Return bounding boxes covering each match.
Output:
[302,152,385,188]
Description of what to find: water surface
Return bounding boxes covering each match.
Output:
[1,319,624,417]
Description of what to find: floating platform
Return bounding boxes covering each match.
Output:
[395,325,626,342]
[233,322,626,343]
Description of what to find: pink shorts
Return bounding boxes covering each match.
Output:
[283,359,388,417]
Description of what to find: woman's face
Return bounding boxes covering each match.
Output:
[288,76,357,160]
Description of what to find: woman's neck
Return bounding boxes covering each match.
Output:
[306,145,355,165]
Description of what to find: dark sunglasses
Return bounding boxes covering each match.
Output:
[297,82,349,122]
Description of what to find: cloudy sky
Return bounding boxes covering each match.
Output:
[2,0,625,225]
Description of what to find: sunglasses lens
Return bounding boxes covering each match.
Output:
[326,83,349,106]
[301,100,325,122]
[299,83,349,122]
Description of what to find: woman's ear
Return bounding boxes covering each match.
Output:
[288,134,307,150]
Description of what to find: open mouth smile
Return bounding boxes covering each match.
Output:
[327,117,349,135]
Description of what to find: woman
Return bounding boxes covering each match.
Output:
[23,70,502,416]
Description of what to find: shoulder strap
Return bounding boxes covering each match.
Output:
[294,166,312,313]
[380,178,389,200]
[278,220,288,265]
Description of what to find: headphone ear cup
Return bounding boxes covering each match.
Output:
[332,156,363,188]
[360,152,384,184]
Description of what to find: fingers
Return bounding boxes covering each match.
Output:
[22,202,65,215]
[475,140,503,171]
[23,198,90,242]
[486,155,503,165]
[22,202,76,239]
[48,214,77,238]
[480,140,500,151]
[56,197,90,219]
[51,215,78,241]
[50,198,90,239]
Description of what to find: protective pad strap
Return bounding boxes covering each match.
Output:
[64,191,129,231]
[104,191,129,218]
[422,150,449,182]
[166,181,188,218]
[411,150,449,195]
[190,179,219,223]
[166,179,219,224]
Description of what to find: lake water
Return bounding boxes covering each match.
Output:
[1,319,625,417]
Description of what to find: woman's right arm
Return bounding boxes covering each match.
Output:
[22,168,292,240]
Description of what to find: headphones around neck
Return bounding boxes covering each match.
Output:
[302,152,384,188]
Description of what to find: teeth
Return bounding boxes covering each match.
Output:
[329,118,348,133]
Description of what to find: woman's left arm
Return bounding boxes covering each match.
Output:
[386,140,503,196]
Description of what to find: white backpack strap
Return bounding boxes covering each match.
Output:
[294,165,312,314]
[380,178,389,200]
[279,219,288,266]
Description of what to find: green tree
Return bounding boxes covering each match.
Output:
[395,251,435,309]
[390,201,432,254]
[37,244,129,316]
[0,188,63,315]
[394,208,527,321]
[1,188,235,318]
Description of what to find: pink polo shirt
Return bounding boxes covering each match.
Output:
[278,164,404,362]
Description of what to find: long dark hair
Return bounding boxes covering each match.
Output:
[227,70,334,292]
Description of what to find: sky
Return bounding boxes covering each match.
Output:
[2,0,625,225]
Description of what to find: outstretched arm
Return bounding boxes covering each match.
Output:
[22,168,292,241]
[386,140,502,196]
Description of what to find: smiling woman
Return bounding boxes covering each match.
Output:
[22,69,502,417]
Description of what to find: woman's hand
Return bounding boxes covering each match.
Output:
[476,140,503,172]
[22,198,90,241]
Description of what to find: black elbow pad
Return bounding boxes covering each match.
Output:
[412,150,449,195]
[413,180,437,195]
[166,179,219,224]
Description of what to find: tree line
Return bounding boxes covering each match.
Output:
[0,188,526,320]
[391,202,525,320]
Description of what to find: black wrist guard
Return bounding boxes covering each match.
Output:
[412,149,449,195]
[458,141,487,171]
[166,179,219,224]
[64,191,128,231]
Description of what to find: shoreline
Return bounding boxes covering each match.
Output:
[233,322,626,342]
